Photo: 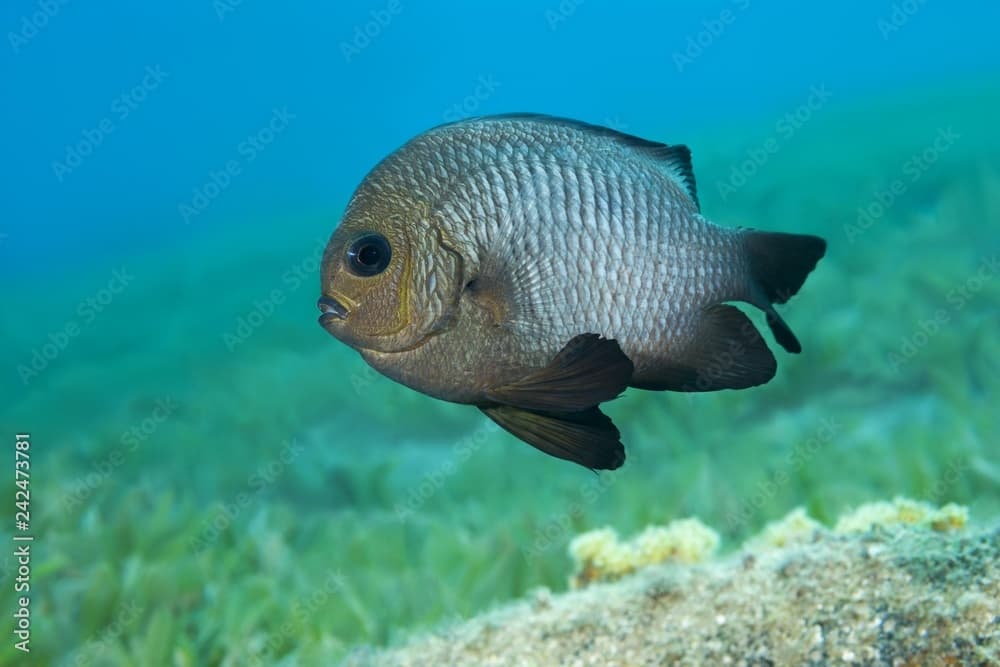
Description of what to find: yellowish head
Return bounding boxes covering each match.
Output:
[318,193,463,354]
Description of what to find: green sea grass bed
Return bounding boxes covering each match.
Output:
[3,85,998,666]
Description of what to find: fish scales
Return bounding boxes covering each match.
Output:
[318,114,826,469]
[429,119,736,370]
[413,118,738,374]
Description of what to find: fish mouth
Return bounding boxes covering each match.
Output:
[317,295,349,326]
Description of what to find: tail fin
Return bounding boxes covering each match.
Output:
[744,230,827,354]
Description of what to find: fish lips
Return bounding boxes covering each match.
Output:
[317,295,349,331]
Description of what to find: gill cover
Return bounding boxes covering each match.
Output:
[322,203,463,354]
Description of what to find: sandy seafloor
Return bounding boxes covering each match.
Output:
[1,84,998,665]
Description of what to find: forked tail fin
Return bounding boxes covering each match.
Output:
[744,230,827,353]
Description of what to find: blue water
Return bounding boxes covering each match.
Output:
[3,2,999,274]
[2,2,999,664]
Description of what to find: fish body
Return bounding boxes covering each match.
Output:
[319,114,826,469]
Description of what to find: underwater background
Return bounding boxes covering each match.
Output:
[2,1,999,664]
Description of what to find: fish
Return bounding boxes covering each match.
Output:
[318,114,826,470]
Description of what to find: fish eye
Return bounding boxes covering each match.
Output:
[346,233,392,277]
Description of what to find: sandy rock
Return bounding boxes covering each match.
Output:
[347,522,999,666]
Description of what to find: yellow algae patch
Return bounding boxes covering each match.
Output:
[747,507,825,551]
[569,499,968,588]
[567,527,636,587]
[569,518,718,588]
[633,519,720,566]
[567,527,618,564]
[834,497,968,534]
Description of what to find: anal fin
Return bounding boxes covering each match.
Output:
[633,304,776,392]
[486,334,634,412]
[480,405,625,470]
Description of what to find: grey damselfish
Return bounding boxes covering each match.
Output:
[318,114,826,470]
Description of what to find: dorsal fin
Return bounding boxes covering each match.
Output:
[437,113,700,210]
[643,144,699,211]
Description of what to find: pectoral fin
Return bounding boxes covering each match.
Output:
[485,334,634,412]
[480,405,626,470]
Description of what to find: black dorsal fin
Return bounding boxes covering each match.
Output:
[644,144,698,211]
[433,113,700,210]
